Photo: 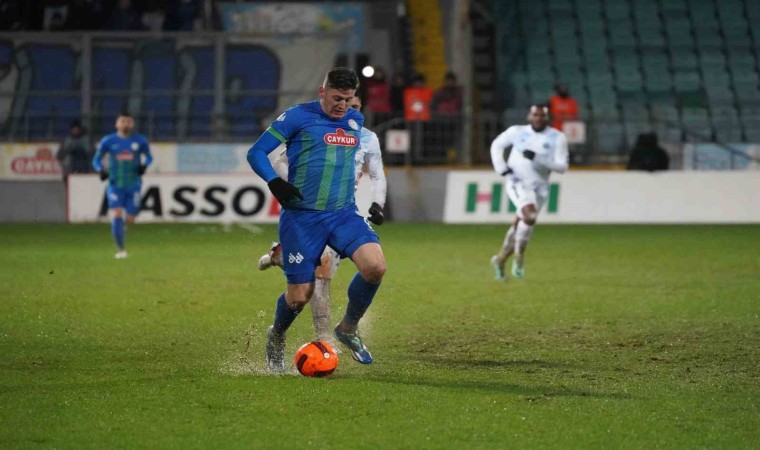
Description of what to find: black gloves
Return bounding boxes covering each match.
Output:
[268,178,303,204]
[99,170,109,181]
[522,150,536,160]
[368,202,384,225]
[137,165,147,175]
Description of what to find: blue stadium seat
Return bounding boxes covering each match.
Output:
[596,122,625,154]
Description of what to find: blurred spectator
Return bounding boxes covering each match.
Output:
[48,11,67,31]
[0,0,26,30]
[365,67,391,123]
[105,0,144,31]
[142,0,166,31]
[163,0,201,31]
[65,0,105,30]
[431,71,463,117]
[390,73,407,120]
[404,73,435,163]
[57,120,93,183]
[431,71,464,163]
[626,132,669,171]
[403,73,432,121]
[42,1,69,31]
[548,82,579,131]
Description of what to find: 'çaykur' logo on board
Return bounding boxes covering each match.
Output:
[323,129,357,147]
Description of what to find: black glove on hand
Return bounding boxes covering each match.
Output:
[522,150,536,160]
[268,178,303,204]
[368,202,384,225]
[99,170,109,181]
[137,165,147,175]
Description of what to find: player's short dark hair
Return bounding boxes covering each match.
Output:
[118,111,133,119]
[323,67,360,91]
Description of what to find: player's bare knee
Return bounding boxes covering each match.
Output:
[286,284,314,308]
[522,208,538,226]
[362,260,386,283]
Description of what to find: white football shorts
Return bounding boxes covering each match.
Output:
[506,177,549,219]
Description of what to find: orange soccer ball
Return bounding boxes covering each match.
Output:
[294,341,339,377]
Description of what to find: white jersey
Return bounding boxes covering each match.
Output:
[272,127,387,208]
[490,125,569,188]
[355,127,387,208]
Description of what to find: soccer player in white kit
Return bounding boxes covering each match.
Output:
[258,95,387,343]
[489,105,568,281]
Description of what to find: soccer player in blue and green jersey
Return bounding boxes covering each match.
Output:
[92,112,153,259]
[247,67,387,373]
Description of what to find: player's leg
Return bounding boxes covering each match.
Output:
[115,189,140,258]
[512,188,546,278]
[266,281,314,373]
[327,210,384,364]
[492,178,529,280]
[265,209,325,373]
[491,216,519,281]
[107,186,127,258]
[310,247,340,343]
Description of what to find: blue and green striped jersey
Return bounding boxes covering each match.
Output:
[265,100,363,211]
[92,133,152,190]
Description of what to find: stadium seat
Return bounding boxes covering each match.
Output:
[742,118,760,142]
[670,51,698,70]
[624,121,653,148]
[673,72,701,92]
[596,122,625,154]
[712,118,743,143]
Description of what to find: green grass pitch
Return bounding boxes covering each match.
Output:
[1,223,758,449]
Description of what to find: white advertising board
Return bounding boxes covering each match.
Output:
[444,171,760,224]
[68,173,375,223]
[0,142,61,180]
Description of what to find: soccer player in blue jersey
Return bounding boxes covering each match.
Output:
[92,112,153,259]
[247,67,387,373]
[257,94,387,349]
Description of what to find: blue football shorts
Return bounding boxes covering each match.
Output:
[279,204,380,284]
[106,185,141,216]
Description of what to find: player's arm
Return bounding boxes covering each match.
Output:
[247,119,302,203]
[534,133,569,173]
[272,145,289,180]
[366,135,387,205]
[364,132,387,225]
[92,138,109,181]
[138,137,153,175]
[490,127,516,176]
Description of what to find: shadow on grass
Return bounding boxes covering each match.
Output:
[348,355,631,400]
[415,355,572,369]
[361,372,631,400]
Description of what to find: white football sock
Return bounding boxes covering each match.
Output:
[514,220,533,265]
[310,278,332,342]
[496,224,516,264]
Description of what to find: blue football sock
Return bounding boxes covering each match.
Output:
[111,217,125,250]
[272,293,302,335]
[343,273,381,328]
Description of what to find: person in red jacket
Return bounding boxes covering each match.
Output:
[548,83,579,131]
[365,67,391,124]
